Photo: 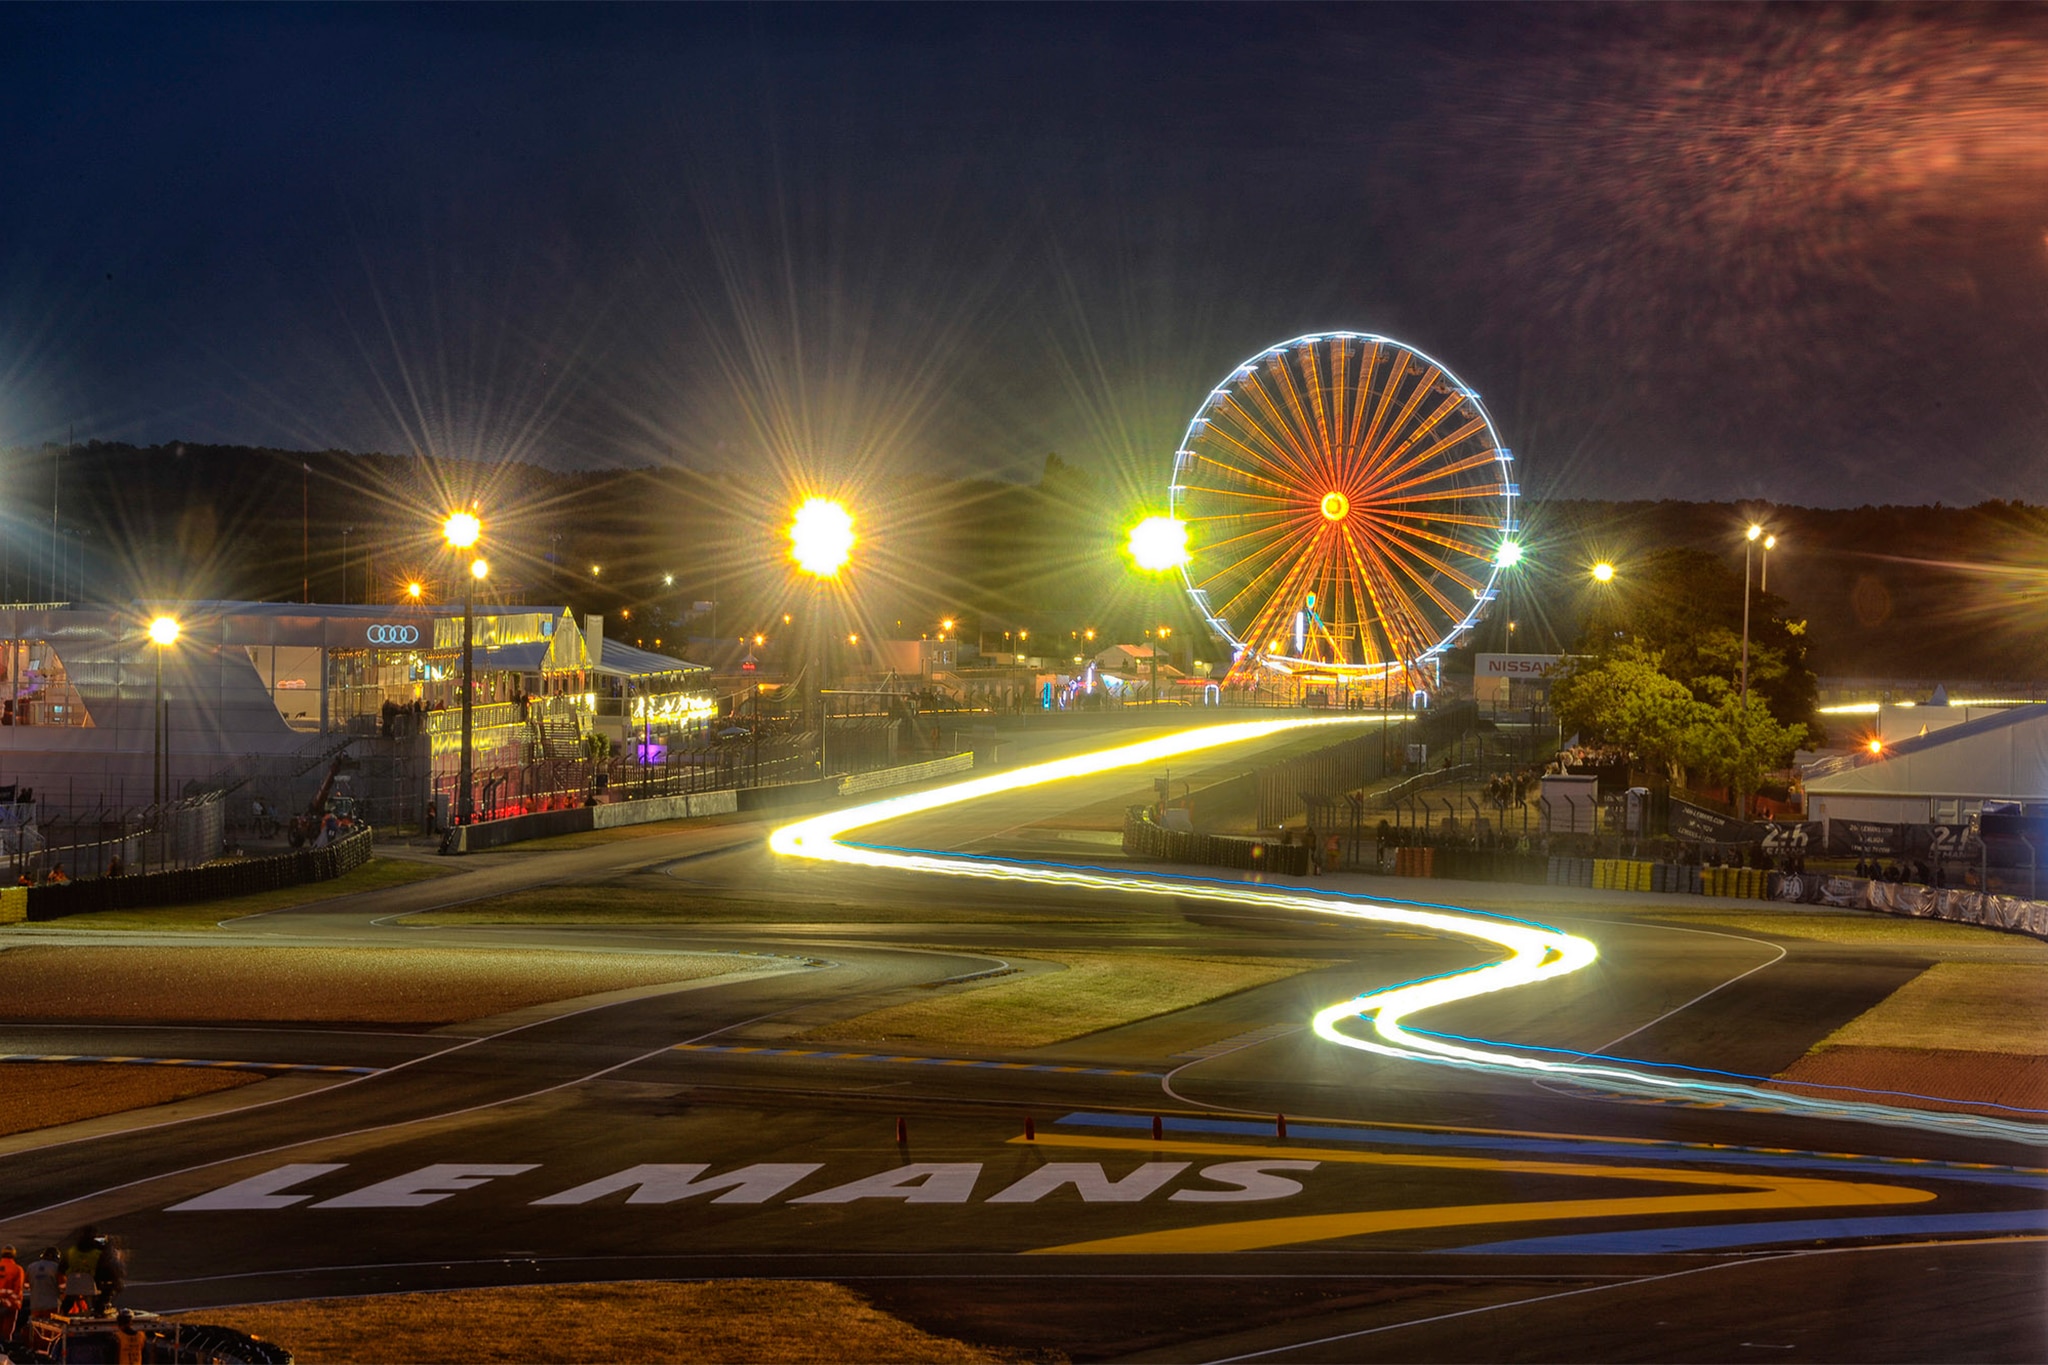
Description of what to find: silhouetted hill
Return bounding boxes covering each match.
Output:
[3,441,2040,680]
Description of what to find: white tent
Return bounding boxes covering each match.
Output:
[1805,702,2048,826]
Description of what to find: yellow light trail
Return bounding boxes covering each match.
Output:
[770,720,2047,1144]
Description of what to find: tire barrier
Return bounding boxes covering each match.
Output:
[1701,865,1769,899]
[1428,848,1549,884]
[1393,846,1435,878]
[25,825,374,921]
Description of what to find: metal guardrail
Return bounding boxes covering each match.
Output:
[24,823,373,920]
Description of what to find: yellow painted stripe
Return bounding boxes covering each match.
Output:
[1014,1134,1934,1256]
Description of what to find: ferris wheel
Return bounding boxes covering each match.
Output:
[1170,332,1518,686]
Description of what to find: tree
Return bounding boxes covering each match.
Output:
[1572,546,1821,741]
[1551,647,1718,787]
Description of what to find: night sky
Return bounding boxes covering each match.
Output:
[4,2,2046,508]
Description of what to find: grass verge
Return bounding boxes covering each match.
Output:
[800,951,1331,1048]
[170,1280,1019,1364]
[406,880,1129,927]
[0,1063,258,1138]
[1616,905,2048,948]
[1807,962,2048,1054]
[16,857,462,931]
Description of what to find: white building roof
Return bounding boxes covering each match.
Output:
[1804,702,2048,801]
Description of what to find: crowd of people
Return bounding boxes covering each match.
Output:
[0,1228,129,1358]
[1855,857,1947,888]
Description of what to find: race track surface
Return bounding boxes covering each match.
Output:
[4,718,2043,1362]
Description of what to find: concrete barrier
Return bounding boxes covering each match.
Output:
[447,789,742,852]
[26,825,375,921]
[837,751,974,797]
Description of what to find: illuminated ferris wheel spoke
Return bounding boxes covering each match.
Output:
[1368,387,1467,477]
[1188,446,1301,499]
[1233,382,1324,487]
[1362,419,1493,495]
[1172,333,1513,686]
[1343,341,1383,457]
[1273,356,1338,489]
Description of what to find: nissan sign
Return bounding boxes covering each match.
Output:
[1474,652,1564,678]
[366,623,422,646]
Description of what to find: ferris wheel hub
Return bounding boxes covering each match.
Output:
[1319,491,1350,521]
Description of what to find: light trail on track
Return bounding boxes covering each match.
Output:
[769,718,2048,1144]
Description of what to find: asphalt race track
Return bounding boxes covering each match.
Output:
[3,718,2044,1362]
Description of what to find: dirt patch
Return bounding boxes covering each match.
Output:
[801,952,1330,1049]
[171,1279,1022,1364]
[0,1063,257,1137]
[1774,1046,2048,1117]
[0,947,759,1026]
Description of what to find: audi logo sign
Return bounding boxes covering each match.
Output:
[366,624,421,645]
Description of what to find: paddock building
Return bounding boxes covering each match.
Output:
[0,601,714,816]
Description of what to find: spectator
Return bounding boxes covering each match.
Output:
[0,1245,22,1344]
[25,1247,59,1326]
[59,1228,101,1314]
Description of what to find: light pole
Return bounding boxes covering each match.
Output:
[788,497,854,774]
[1740,523,1769,711]
[149,615,179,808]
[340,526,354,604]
[1127,516,1189,706]
[444,511,483,826]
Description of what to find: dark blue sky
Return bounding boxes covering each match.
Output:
[4,2,2046,506]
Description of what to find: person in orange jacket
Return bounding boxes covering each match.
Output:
[0,1245,24,1345]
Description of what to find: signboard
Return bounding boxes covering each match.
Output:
[1757,820,1821,854]
[1473,653,1565,679]
[1826,819,1903,857]
[1668,797,1753,845]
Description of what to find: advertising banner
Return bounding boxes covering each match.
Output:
[1826,819,1903,857]
[1667,797,1753,845]
[1757,820,1821,854]
[1473,653,1565,679]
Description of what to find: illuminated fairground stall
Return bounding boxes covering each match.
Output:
[0,601,714,826]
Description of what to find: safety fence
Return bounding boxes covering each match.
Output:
[1122,816,2048,942]
[1123,808,1312,876]
[10,824,374,922]
[1772,874,2048,938]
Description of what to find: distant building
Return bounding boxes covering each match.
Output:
[0,601,713,819]
[1803,702,2048,827]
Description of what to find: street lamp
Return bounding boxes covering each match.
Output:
[444,511,482,827]
[149,615,179,809]
[1126,518,1189,705]
[1591,561,1615,583]
[788,497,854,773]
[1761,533,1779,592]
[1741,523,1770,711]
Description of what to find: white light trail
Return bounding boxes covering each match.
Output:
[771,720,2048,1143]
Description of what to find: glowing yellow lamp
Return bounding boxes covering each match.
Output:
[148,616,180,647]
[790,497,855,578]
[1127,515,1189,572]
[443,511,480,549]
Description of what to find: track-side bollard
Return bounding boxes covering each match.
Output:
[1151,1114,1164,1141]
[895,1116,907,1145]
[1276,1113,1288,1139]
[1023,1115,1036,1141]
